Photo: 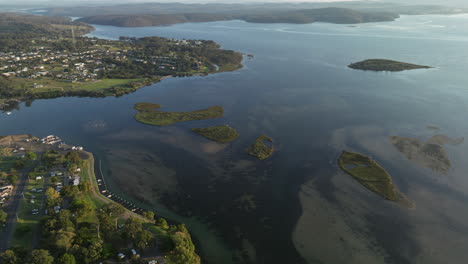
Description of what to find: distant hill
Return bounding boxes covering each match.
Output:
[0,13,93,36]
[0,13,94,51]
[240,8,399,24]
[78,8,399,27]
[79,13,235,27]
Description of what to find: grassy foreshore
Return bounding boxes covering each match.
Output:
[338,150,414,208]
[135,104,224,126]
[246,135,274,160]
[192,125,239,143]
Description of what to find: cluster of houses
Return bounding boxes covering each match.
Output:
[0,45,126,83]
[0,36,205,86]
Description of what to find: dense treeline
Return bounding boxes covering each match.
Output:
[78,7,399,27]
[241,7,399,24]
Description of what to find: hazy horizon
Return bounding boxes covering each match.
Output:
[0,0,467,7]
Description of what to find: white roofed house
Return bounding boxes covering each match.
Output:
[72,176,81,186]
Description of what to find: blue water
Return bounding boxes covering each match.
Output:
[2,15,468,264]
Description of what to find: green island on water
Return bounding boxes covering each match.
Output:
[246,135,274,160]
[134,103,224,126]
[192,125,240,143]
[134,102,162,111]
[348,59,432,72]
[338,150,414,208]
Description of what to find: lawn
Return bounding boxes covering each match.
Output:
[79,78,141,91]
[11,178,45,248]
[13,77,141,93]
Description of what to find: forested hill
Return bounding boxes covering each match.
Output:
[0,13,94,50]
[79,13,235,27]
[241,8,399,24]
[0,13,93,36]
[78,7,399,27]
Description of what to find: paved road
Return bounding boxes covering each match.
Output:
[0,169,29,251]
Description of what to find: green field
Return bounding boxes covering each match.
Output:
[14,77,141,93]
[79,78,141,91]
[11,178,45,248]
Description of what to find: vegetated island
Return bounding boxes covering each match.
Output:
[0,13,243,109]
[0,134,200,264]
[246,134,274,160]
[134,102,162,111]
[192,125,240,143]
[348,59,432,72]
[134,103,224,126]
[390,134,463,174]
[338,150,414,208]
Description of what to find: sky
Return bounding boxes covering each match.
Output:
[0,0,464,7]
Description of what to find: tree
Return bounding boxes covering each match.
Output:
[57,253,76,264]
[7,174,18,185]
[135,229,154,250]
[78,181,92,193]
[0,250,17,264]
[30,249,54,264]
[122,218,143,241]
[0,208,7,224]
[13,160,24,169]
[156,218,169,229]
[86,240,103,262]
[53,228,76,252]
[50,176,59,184]
[45,187,61,208]
[102,203,125,217]
[69,199,92,217]
[25,152,37,160]
[142,211,155,220]
[65,151,82,165]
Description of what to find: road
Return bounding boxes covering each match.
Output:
[0,168,29,251]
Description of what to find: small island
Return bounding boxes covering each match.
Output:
[134,102,162,111]
[348,59,432,72]
[338,151,413,208]
[192,125,240,143]
[134,103,224,126]
[246,135,274,160]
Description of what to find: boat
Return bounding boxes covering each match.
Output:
[6,112,11,115]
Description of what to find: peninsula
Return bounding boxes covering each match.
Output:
[0,135,200,263]
[192,125,240,143]
[134,103,224,126]
[0,13,243,108]
[338,150,413,208]
[246,135,275,160]
[348,59,432,72]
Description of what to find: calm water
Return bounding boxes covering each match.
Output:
[2,15,468,264]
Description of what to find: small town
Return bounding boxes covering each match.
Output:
[0,135,192,264]
[0,38,203,83]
